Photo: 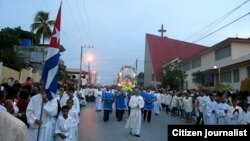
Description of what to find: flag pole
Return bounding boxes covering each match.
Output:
[37,100,44,141]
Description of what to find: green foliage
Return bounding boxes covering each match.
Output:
[58,65,70,82]
[161,61,186,90]
[31,11,54,44]
[1,48,23,70]
[137,72,144,78]
[0,27,39,48]
[122,86,133,93]
[215,82,232,94]
[0,27,38,70]
[191,71,204,85]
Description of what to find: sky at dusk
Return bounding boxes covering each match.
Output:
[1,0,250,85]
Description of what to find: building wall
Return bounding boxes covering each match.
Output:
[185,67,200,89]
[200,51,215,71]
[231,66,248,90]
[231,42,250,59]
[0,63,41,84]
[144,40,154,87]
[1,67,20,83]
[185,41,250,91]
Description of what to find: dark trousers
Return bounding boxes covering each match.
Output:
[103,109,111,122]
[115,109,118,118]
[143,110,152,122]
[196,112,204,125]
[166,105,170,114]
[116,109,125,121]
[171,107,177,116]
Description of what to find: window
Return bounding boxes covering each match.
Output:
[233,69,239,83]
[221,71,231,83]
[183,63,190,71]
[191,57,201,69]
[247,66,250,78]
[215,45,231,60]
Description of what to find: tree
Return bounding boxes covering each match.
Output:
[162,61,186,90]
[58,65,70,83]
[136,72,144,86]
[31,11,54,44]
[191,71,204,86]
[0,27,36,70]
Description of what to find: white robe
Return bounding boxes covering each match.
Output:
[170,95,178,109]
[94,90,103,110]
[216,102,231,125]
[206,100,218,125]
[202,95,210,125]
[183,97,193,113]
[165,94,172,106]
[228,106,241,125]
[55,116,72,141]
[60,94,80,114]
[154,93,162,114]
[126,95,144,135]
[0,105,6,112]
[68,108,79,141]
[26,94,58,141]
[60,92,68,108]
[238,109,250,125]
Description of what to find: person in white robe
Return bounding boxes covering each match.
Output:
[55,105,72,141]
[26,89,58,141]
[228,99,242,125]
[238,102,250,125]
[153,90,162,115]
[170,93,178,116]
[60,87,80,114]
[183,93,193,123]
[126,88,144,137]
[78,88,87,106]
[60,91,68,108]
[94,87,103,111]
[206,93,218,125]
[165,92,172,114]
[215,97,231,125]
[202,93,210,125]
[66,98,79,141]
[196,92,206,125]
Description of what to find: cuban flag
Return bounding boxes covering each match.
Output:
[42,3,62,100]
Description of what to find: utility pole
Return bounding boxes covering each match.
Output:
[135,58,138,73]
[83,45,93,86]
[78,45,93,90]
[78,46,83,92]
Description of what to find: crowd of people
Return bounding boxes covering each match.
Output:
[0,76,250,141]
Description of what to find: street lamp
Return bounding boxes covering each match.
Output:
[88,56,92,85]
[213,65,220,83]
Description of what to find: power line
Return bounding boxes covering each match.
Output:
[64,0,86,43]
[39,1,79,50]
[185,0,250,41]
[81,0,94,44]
[74,0,91,44]
[192,12,250,44]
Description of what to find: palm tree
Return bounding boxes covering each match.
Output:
[31,11,54,44]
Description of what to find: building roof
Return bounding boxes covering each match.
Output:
[146,33,208,81]
[33,44,66,52]
[66,68,88,74]
[183,37,250,62]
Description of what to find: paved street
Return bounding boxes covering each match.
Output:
[78,103,187,141]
